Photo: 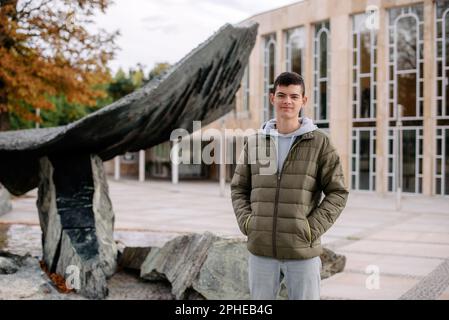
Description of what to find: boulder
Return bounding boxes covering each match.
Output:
[140,234,346,300]
[0,251,28,274]
[320,247,346,279]
[0,183,12,216]
[193,239,346,299]
[141,232,219,299]
[0,251,81,299]
[118,247,152,271]
[192,238,250,299]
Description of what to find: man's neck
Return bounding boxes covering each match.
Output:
[276,118,301,134]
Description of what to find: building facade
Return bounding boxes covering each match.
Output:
[206,0,448,197]
[107,0,449,197]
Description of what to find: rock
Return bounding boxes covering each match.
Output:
[0,251,28,274]
[192,239,250,300]
[0,254,49,299]
[0,250,173,300]
[194,239,346,299]
[191,239,290,299]
[56,229,110,299]
[141,232,219,299]
[139,233,346,300]
[37,155,117,299]
[0,183,12,215]
[0,251,86,300]
[118,247,152,271]
[106,270,175,300]
[0,257,19,274]
[184,288,206,300]
[320,247,346,279]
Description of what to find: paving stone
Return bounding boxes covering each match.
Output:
[365,230,449,245]
[340,240,449,259]
[2,181,449,300]
[400,260,449,300]
[321,272,420,300]
[341,252,444,278]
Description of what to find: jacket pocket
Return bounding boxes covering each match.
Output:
[304,218,312,245]
[244,214,253,235]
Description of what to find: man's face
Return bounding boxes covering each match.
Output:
[270,84,307,120]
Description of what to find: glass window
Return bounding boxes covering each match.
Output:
[351,129,376,191]
[360,77,371,118]
[444,2,449,118]
[285,28,305,76]
[360,32,371,74]
[320,82,327,120]
[351,14,378,191]
[264,34,276,121]
[314,21,330,125]
[352,13,377,120]
[389,4,423,123]
[291,45,303,75]
[402,129,417,192]
[446,13,449,64]
[388,3,424,193]
[359,131,371,190]
[397,73,417,117]
[396,16,418,71]
[319,32,328,78]
[445,129,449,194]
[269,43,275,88]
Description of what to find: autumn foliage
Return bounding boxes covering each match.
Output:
[39,259,74,294]
[0,0,118,130]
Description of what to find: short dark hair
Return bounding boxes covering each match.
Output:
[272,72,305,96]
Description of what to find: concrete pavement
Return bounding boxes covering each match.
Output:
[1,177,448,300]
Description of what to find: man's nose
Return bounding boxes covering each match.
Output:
[284,96,292,104]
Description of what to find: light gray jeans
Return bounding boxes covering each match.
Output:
[248,252,321,300]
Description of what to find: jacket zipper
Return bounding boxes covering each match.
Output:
[272,173,281,258]
[271,134,312,258]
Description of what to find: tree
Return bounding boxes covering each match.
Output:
[107,64,149,101]
[147,62,171,83]
[0,0,119,131]
[9,86,113,129]
[107,67,135,101]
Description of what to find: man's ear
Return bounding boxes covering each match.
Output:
[302,96,308,105]
[269,92,275,105]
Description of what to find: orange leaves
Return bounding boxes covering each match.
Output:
[0,0,118,124]
[39,260,74,294]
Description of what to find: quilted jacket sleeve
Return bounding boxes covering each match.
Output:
[307,137,349,242]
[230,141,252,236]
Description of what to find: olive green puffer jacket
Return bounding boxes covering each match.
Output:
[230,129,349,260]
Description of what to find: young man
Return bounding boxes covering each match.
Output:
[231,72,348,300]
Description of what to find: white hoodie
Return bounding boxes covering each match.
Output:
[261,117,318,173]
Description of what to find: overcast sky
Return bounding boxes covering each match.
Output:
[94,0,301,75]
